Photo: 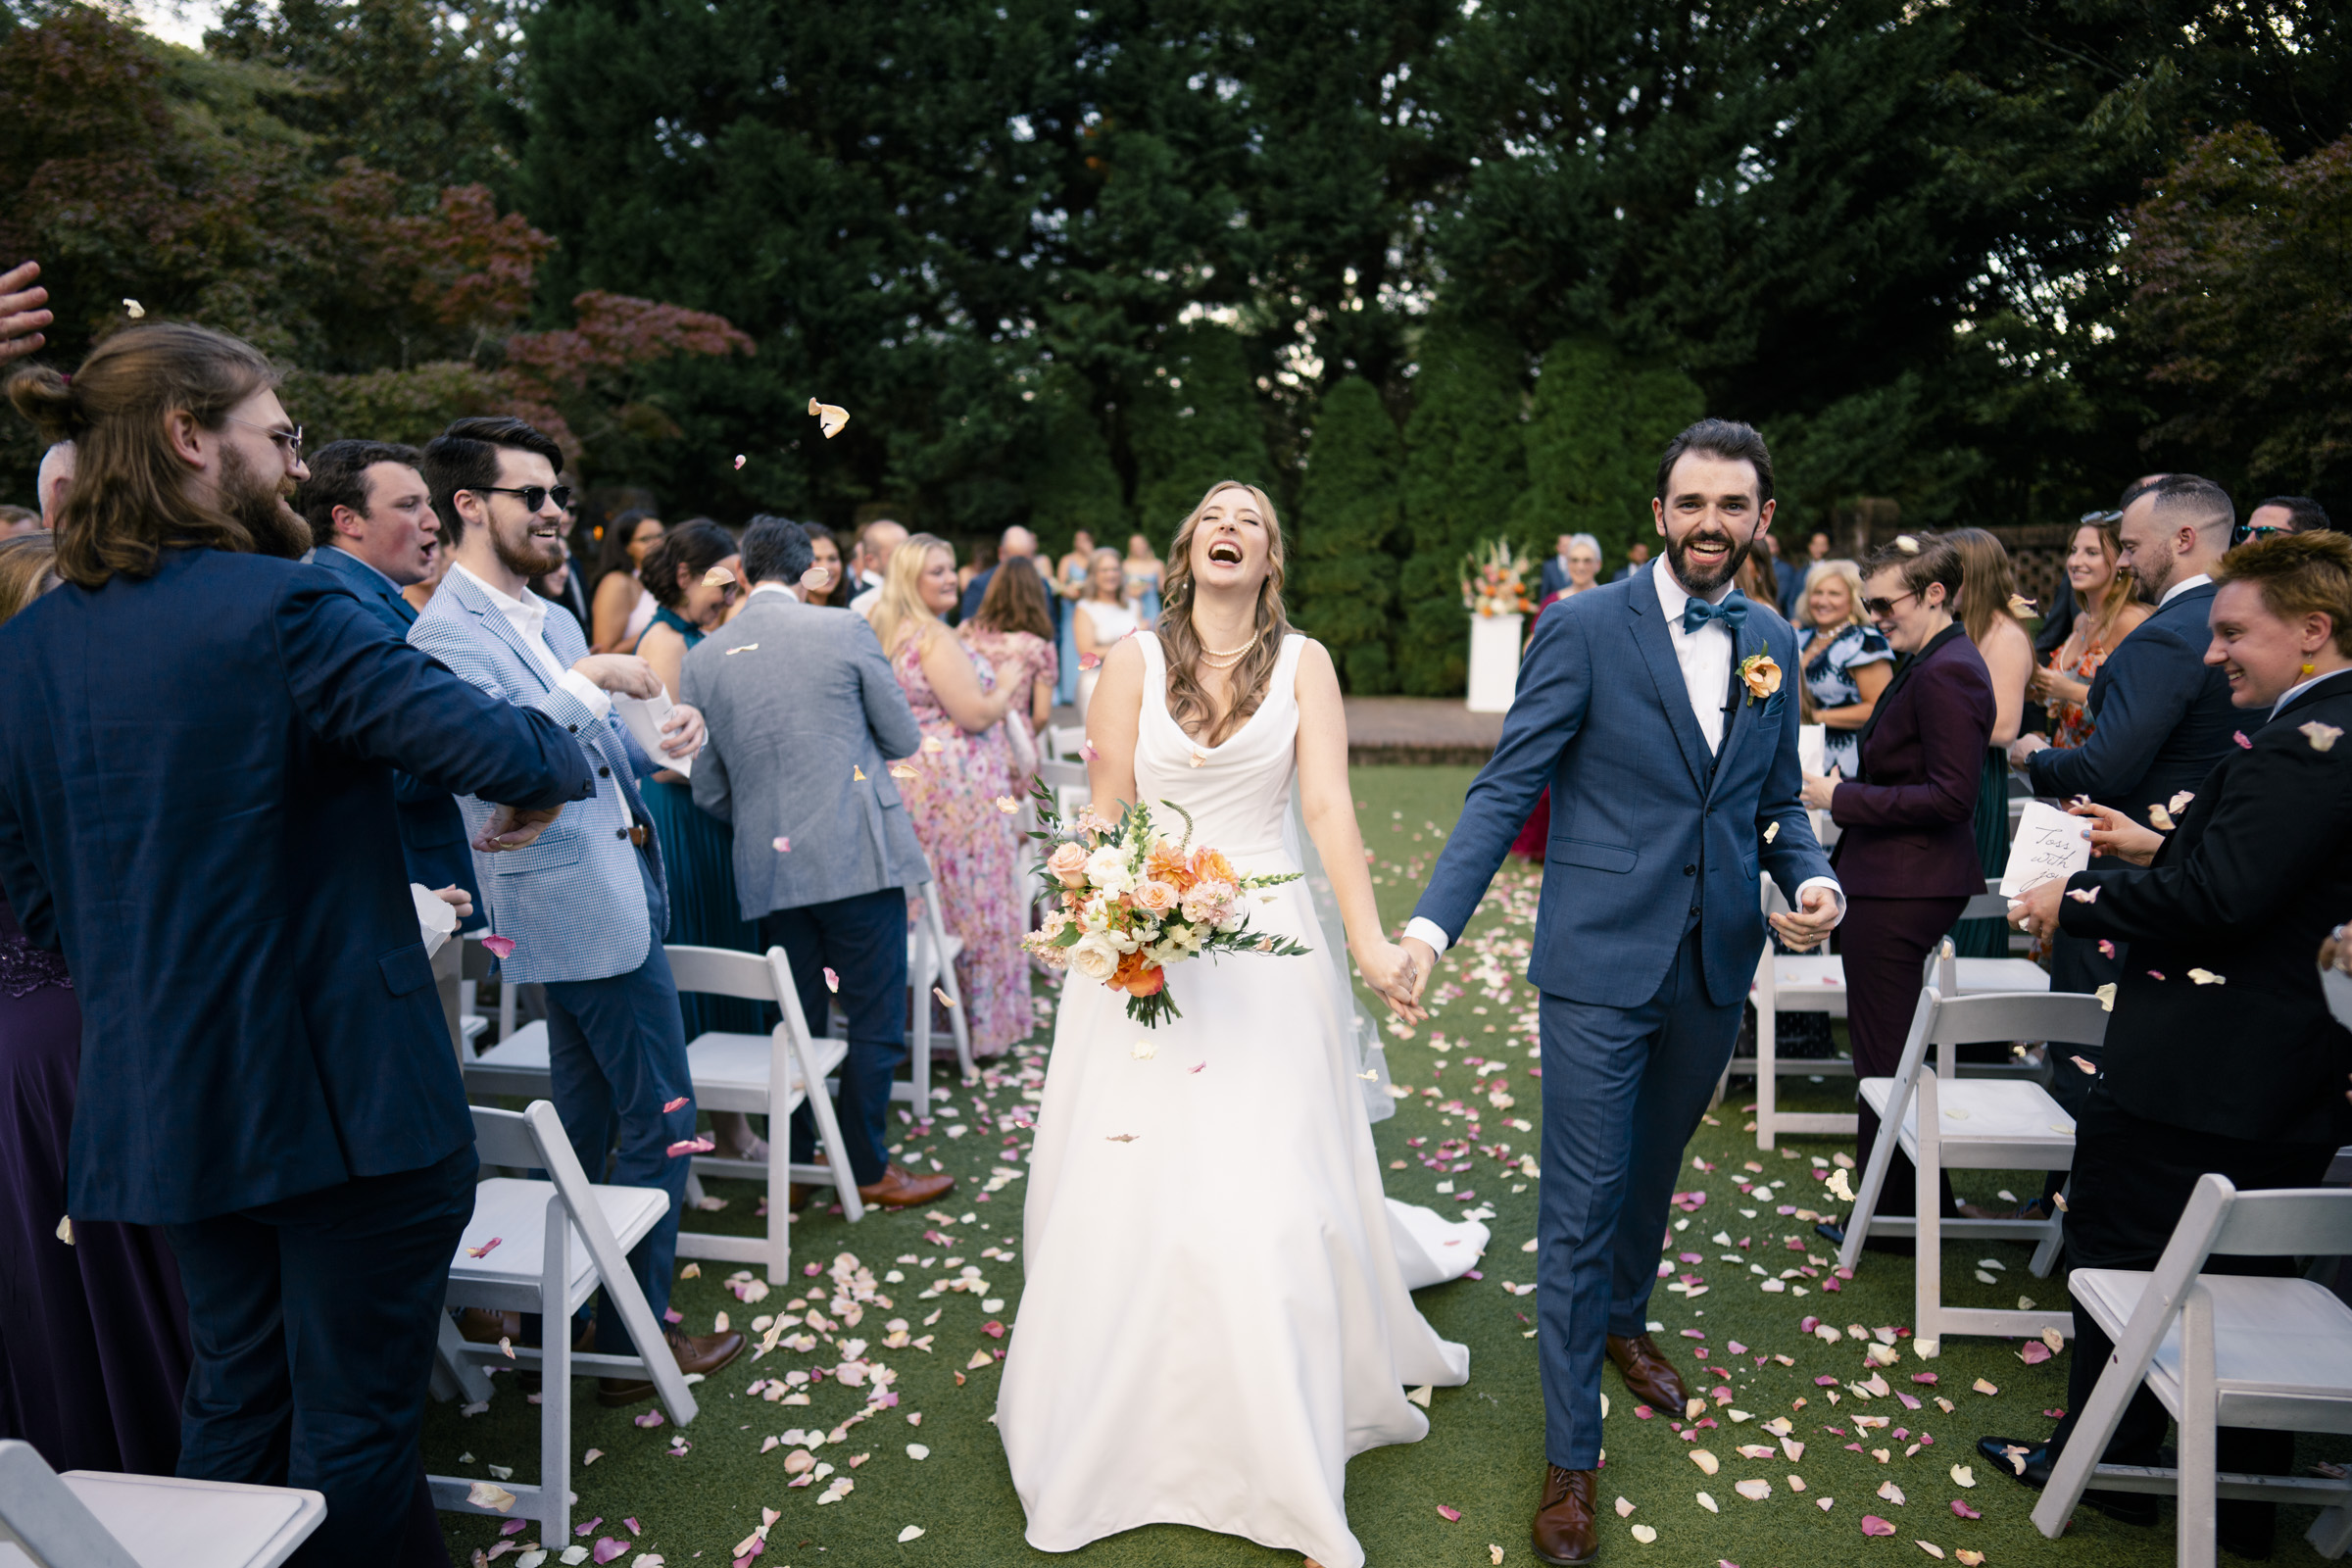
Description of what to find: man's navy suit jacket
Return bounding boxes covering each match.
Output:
[2026,581,2242,828]
[0,549,592,1224]
[311,545,482,920]
[1414,567,1833,1010]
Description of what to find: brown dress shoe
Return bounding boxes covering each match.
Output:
[596,1327,747,1407]
[1531,1464,1598,1565]
[1606,1331,1690,1415]
[857,1163,956,1208]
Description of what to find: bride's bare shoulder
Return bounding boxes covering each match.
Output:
[1102,635,1150,677]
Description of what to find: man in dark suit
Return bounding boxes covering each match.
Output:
[300,439,484,1059]
[958,522,1040,621]
[2010,474,2240,1003]
[1539,532,1575,600]
[1986,530,2352,1557]
[0,324,593,1565]
[1609,540,1651,582]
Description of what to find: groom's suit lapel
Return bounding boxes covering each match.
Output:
[1628,572,1712,797]
[1709,632,1764,801]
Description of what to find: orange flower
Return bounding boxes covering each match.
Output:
[1189,846,1236,887]
[1110,949,1164,996]
[1145,839,1196,891]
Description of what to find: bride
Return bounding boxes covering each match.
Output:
[997,481,1472,1567]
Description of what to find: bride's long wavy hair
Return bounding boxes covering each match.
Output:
[1156,479,1292,746]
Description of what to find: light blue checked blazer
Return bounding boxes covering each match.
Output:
[408,567,664,986]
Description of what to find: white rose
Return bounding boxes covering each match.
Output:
[1078,894,1113,931]
[1084,844,1135,897]
[1068,933,1120,982]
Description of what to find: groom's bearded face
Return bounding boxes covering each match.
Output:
[1657,452,1769,596]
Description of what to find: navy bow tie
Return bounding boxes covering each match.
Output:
[1680,591,1750,636]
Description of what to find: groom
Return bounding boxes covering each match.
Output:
[1403,419,1842,1564]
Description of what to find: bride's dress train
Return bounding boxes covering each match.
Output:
[997,632,1471,1568]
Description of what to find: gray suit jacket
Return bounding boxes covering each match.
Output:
[683,588,929,919]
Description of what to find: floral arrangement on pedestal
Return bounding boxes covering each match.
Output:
[1460,538,1536,617]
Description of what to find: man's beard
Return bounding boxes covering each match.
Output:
[219,443,311,560]
[2129,555,2169,605]
[492,513,564,578]
[1664,525,1752,597]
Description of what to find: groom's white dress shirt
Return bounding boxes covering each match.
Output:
[1405,559,1840,957]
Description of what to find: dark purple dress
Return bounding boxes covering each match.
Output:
[0,893,191,1474]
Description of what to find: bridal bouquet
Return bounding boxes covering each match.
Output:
[1022,784,1309,1026]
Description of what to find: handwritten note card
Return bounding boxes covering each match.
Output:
[2000,800,2093,897]
[1798,724,1827,778]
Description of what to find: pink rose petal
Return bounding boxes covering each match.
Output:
[634,1410,664,1428]
[1436,1504,1461,1522]
[481,934,516,959]
[662,1097,689,1113]
[1951,1499,1981,1519]
[663,1307,683,1323]
[2019,1341,2052,1365]
[575,1518,602,1538]
[466,1236,503,1258]
[823,967,840,993]
[667,1136,716,1157]
[772,837,791,853]
[1862,1515,1896,1536]
[502,1520,528,1536]
[2233,729,2253,749]
[594,1540,628,1564]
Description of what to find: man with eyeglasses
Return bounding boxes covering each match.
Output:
[409,416,747,1405]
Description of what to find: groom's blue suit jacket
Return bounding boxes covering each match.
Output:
[1416,566,1833,1009]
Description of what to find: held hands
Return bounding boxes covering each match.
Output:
[1767,885,1838,952]
[2067,800,2163,866]
[1799,764,1839,811]
[660,702,705,760]
[475,803,564,854]
[1355,937,1429,1024]
[571,653,662,700]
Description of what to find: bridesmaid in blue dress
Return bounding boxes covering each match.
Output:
[633,521,769,1155]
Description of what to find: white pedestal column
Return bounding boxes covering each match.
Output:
[1465,612,1523,712]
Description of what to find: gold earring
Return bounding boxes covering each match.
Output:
[2303,662,2317,676]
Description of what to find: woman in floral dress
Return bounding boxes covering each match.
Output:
[2027,514,2149,752]
[866,534,1031,1059]
[958,556,1058,782]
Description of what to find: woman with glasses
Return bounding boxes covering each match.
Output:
[1802,535,2000,1240]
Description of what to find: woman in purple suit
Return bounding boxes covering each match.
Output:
[0,533,191,1473]
[1802,534,1995,1235]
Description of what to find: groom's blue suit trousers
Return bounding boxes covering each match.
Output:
[1537,918,1741,1468]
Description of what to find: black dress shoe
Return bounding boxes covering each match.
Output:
[1977,1435,2158,1527]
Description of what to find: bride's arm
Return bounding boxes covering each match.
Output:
[1083,636,1145,814]
[1296,640,1426,1021]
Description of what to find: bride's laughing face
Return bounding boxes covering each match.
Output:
[1189,488,1268,592]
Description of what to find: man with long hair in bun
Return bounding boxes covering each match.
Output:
[0,323,594,1562]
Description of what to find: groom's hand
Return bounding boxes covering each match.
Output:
[1396,935,1437,1016]
[1768,886,1838,952]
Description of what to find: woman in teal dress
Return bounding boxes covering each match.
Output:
[634,520,769,1157]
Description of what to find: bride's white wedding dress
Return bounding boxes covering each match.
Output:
[998,631,1472,1567]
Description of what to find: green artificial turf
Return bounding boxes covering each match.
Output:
[430,763,2348,1567]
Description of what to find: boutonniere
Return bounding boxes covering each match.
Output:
[1739,651,1783,707]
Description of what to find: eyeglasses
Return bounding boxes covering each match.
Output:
[225,416,303,461]
[469,484,573,514]
[1861,589,1919,617]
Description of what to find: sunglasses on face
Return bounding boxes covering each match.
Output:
[1860,590,1918,617]
[471,484,573,514]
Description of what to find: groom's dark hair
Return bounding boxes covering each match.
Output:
[1655,418,1774,508]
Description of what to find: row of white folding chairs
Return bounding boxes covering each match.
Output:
[0,1441,321,1568]
[1740,877,2052,1150]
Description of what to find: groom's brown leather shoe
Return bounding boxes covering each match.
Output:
[1532,1464,1598,1565]
[1607,1331,1690,1415]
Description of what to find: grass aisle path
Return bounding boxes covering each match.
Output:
[432,764,2338,1567]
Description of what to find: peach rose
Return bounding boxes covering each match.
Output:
[1132,879,1180,915]
[1740,654,1783,702]
[1189,847,1237,887]
[1046,841,1091,888]
[1145,839,1195,891]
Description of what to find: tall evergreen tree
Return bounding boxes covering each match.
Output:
[1514,338,1702,570]
[1126,321,1273,541]
[1292,377,1404,693]
[1395,318,1527,695]
[1023,363,1128,554]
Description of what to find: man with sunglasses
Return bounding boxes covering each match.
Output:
[410,416,746,1403]
[2243,495,2332,543]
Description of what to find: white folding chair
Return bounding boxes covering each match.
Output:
[431,1102,694,1542]
[896,880,975,1122]
[1740,880,2052,1150]
[0,1440,323,1568]
[1044,722,1087,761]
[674,944,867,1277]
[1838,986,2101,1350]
[2033,1175,2352,1566]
